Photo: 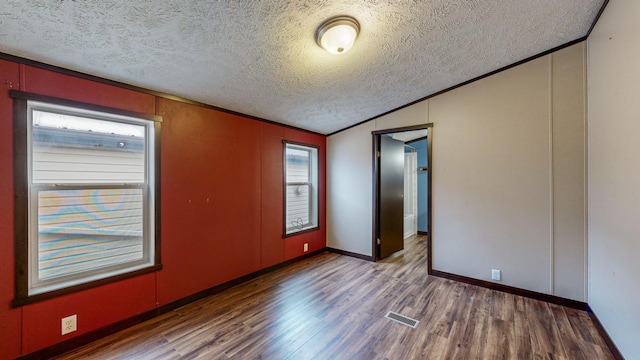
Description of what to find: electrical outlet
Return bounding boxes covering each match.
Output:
[491,269,501,281]
[61,314,77,335]
[303,243,309,252]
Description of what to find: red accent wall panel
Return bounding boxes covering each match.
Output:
[283,128,325,147]
[155,98,263,306]
[23,66,155,114]
[0,59,23,360]
[260,123,285,268]
[21,273,156,354]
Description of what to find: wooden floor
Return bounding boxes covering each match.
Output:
[56,235,614,359]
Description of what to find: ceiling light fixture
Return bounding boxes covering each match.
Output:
[315,16,360,55]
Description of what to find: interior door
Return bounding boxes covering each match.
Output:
[379,135,405,258]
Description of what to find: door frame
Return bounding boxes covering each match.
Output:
[372,123,433,274]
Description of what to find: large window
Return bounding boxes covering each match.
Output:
[12,91,161,305]
[283,141,319,236]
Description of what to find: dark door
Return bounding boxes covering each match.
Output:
[379,135,405,258]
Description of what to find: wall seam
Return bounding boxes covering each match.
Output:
[259,125,264,268]
[154,96,160,310]
[549,54,555,295]
[19,62,25,356]
[582,42,589,302]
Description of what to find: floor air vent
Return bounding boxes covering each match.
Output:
[385,311,419,328]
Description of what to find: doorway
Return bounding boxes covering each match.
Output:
[372,124,433,269]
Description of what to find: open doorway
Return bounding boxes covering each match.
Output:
[372,124,433,270]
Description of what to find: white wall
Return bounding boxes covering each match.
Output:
[588,1,640,357]
[327,43,587,301]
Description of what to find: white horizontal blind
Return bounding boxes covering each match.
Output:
[285,147,311,231]
[38,188,143,280]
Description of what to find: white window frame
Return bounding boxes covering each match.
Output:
[12,91,162,306]
[283,141,319,236]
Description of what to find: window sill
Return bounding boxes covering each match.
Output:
[282,226,320,239]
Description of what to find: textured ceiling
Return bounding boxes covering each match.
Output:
[0,1,604,134]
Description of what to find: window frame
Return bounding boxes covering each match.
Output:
[11,90,162,307]
[282,140,319,237]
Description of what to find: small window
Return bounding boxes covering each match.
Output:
[12,91,161,305]
[284,142,319,236]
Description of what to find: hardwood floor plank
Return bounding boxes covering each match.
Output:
[490,289,516,322]
[421,329,455,359]
[551,304,615,360]
[565,307,606,347]
[53,235,615,360]
[483,317,515,360]
[514,308,534,360]
[256,317,330,360]
[525,297,568,358]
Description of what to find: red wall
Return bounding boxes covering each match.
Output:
[0,61,326,358]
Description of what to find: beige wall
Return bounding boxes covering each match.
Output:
[588,1,640,357]
[327,42,587,301]
[431,44,586,299]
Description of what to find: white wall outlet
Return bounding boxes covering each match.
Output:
[491,269,501,281]
[61,314,77,335]
[303,243,309,252]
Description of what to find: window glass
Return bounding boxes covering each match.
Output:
[37,188,144,281]
[32,110,146,184]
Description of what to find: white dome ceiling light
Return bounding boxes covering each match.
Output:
[315,16,360,55]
